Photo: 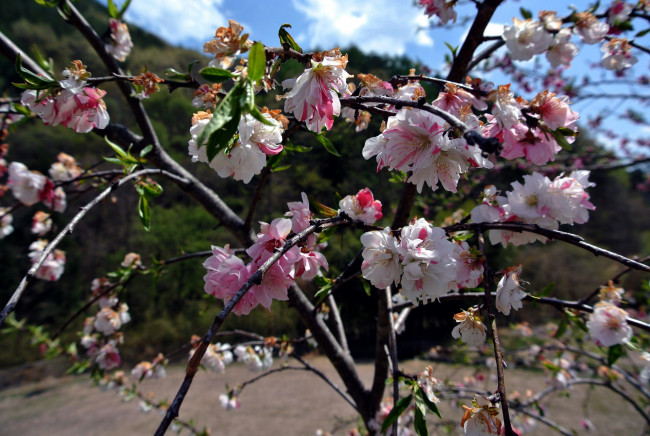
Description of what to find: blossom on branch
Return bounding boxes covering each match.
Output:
[7,162,49,206]
[360,227,402,289]
[28,239,66,281]
[452,307,486,348]
[338,187,382,225]
[495,265,527,315]
[601,38,638,72]
[31,211,52,236]
[587,301,633,346]
[418,0,457,24]
[282,48,350,132]
[573,12,609,44]
[105,19,133,62]
[502,18,554,61]
[460,395,501,436]
[203,20,252,64]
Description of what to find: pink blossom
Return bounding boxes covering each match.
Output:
[452,241,484,289]
[495,265,527,315]
[31,211,52,236]
[7,162,48,206]
[282,48,350,132]
[294,249,328,280]
[94,307,122,336]
[608,1,634,26]
[546,28,579,68]
[105,19,133,62]
[360,227,402,289]
[95,342,121,370]
[452,308,486,348]
[28,239,66,281]
[601,38,638,71]
[418,0,457,24]
[587,301,632,346]
[338,187,382,225]
[204,244,248,300]
[432,83,487,117]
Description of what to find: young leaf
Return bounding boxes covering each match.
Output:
[416,388,442,418]
[413,398,428,436]
[381,394,413,434]
[310,197,338,218]
[284,139,312,153]
[278,24,302,53]
[138,195,151,231]
[550,129,573,151]
[198,67,236,83]
[607,344,624,367]
[197,82,244,156]
[520,7,533,19]
[247,42,266,82]
[206,114,240,162]
[315,133,342,157]
[164,67,192,81]
[105,136,129,158]
[361,278,372,296]
[107,0,119,18]
[118,0,133,18]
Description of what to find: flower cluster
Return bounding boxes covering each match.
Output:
[471,171,595,246]
[28,239,66,281]
[79,278,131,370]
[131,354,167,380]
[188,336,233,374]
[204,193,327,315]
[188,108,285,183]
[21,61,109,133]
[360,218,483,304]
[105,18,133,62]
[363,107,493,193]
[282,48,350,132]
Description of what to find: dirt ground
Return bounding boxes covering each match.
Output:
[0,356,646,435]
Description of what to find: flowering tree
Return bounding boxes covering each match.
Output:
[1,0,650,435]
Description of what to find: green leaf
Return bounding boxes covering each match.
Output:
[271,164,291,172]
[105,136,128,158]
[416,388,442,418]
[444,42,458,58]
[187,60,199,75]
[198,67,236,83]
[30,45,52,74]
[361,278,371,296]
[107,0,119,18]
[315,133,341,157]
[139,144,153,158]
[197,83,245,159]
[538,282,555,297]
[278,24,302,53]
[607,344,624,366]
[549,128,573,151]
[164,67,192,81]
[284,139,311,153]
[413,397,428,436]
[636,28,650,38]
[249,104,275,126]
[118,0,132,18]
[247,42,266,82]
[242,81,273,126]
[520,7,532,19]
[138,195,151,231]
[381,394,412,434]
[554,316,568,338]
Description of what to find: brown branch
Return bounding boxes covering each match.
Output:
[578,256,650,305]
[292,354,359,412]
[154,216,351,435]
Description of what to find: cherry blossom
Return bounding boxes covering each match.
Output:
[360,227,402,289]
[573,12,609,44]
[7,162,48,206]
[28,239,66,281]
[398,218,457,303]
[94,307,122,336]
[460,395,502,436]
[282,48,350,132]
[546,28,579,68]
[191,83,222,109]
[234,345,273,372]
[0,207,13,238]
[587,301,633,346]
[601,38,638,71]
[121,252,142,268]
[495,265,527,315]
[502,18,554,61]
[419,0,457,24]
[452,308,486,348]
[49,152,83,182]
[338,187,383,225]
[105,19,133,62]
[95,341,121,370]
[31,211,52,236]
[190,340,233,374]
[417,365,441,404]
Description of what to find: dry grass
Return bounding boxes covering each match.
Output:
[0,356,646,435]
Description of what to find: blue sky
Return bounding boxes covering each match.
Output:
[112,0,649,152]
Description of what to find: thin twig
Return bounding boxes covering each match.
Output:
[327,294,350,354]
[0,169,190,326]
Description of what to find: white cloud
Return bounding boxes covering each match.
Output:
[123,0,231,48]
[291,0,434,55]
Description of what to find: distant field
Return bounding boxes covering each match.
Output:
[0,356,645,435]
